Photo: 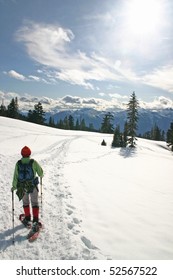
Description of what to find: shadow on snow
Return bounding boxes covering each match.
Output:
[119,147,137,158]
[0,224,26,252]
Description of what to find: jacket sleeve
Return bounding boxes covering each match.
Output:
[33,160,44,178]
[12,163,18,190]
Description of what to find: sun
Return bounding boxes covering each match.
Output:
[126,0,162,36]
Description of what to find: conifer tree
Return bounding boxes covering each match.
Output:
[7,97,19,119]
[80,118,86,131]
[112,125,121,147]
[101,112,114,133]
[48,116,55,127]
[101,139,107,146]
[75,119,80,130]
[126,92,139,147]
[123,121,128,147]
[63,116,70,129]
[112,124,127,148]
[68,115,74,130]
[27,102,45,125]
[57,119,64,129]
[142,124,165,141]
[89,123,95,131]
[151,124,162,140]
[0,100,7,116]
[166,122,173,151]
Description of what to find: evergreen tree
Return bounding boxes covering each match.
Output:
[101,139,107,146]
[123,121,128,147]
[75,119,80,130]
[48,116,55,127]
[27,102,45,125]
[151,124,162,140]
[112,125,121,147]
[7,97,19,119]
[0,100,7,116]
[57,119,64,129]
[27,109,35,123]
[63,116,70,129]
[80,118,86,131]
[100,112,114,133]
[166,122,173,151]
[88,123,95,131]
[161,130,165,141]
[34,102,45,124]
[143,127,165,141]
[68,115,74,130]
[112,124,127,148]
[126,92,139,147]
[142,131,151,140]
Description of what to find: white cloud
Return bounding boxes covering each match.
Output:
[109,93,128,99]
[142,65,173,93]
[15,21,76,69]
[0,91,20,106]
[61,96,82,104]
[4,69,52,84]
[56,70,95,90]
[13,21,173,94]
[98,92,106,97]
[5,70,27,81]
[15,21,139,89]
[1,90,172,112]
[28,75,40,82]
[140,96,173,110]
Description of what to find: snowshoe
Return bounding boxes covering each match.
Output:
[27,221,42,242]
[19,214,31,228]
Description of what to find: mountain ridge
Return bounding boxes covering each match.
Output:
[45,107,173,134]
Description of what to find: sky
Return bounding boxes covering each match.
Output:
[0,0,173,108]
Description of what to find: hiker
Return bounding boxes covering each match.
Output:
[12,146,43,230]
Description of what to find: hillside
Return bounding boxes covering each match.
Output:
[0,117,173,260]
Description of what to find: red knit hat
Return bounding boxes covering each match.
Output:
[21,146,31,157]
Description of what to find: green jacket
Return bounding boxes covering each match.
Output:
[12,157,43,191]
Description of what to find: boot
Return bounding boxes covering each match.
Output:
[22,205,31,227]
[31,222,40,233]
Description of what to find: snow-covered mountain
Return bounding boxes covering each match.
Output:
[0,117,173,260]
[45,107,173,134]
[2,93,173,133]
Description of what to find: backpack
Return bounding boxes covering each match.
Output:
[17,159,34,182]
[16,159,38,200]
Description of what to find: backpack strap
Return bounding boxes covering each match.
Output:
[17,159,22,166]
[17,159,34,166]
[29,159,34,166]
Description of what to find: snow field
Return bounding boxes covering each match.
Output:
[0,117,173,260]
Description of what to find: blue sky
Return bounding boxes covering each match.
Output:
[0,0,173,108]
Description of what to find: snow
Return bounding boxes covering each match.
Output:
[0,116,173,260]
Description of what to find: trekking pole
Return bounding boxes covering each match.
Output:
[40,177,43,217]
[40,177,43,206]
[12,191,15,245]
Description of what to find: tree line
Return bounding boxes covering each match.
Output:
[0,97,97,131]
[100,92,173,150]
[0,93,173,151]
[0,97,46,125]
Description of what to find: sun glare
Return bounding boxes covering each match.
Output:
[126,0,162,36]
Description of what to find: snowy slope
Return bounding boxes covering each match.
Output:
[0,117,173,260]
